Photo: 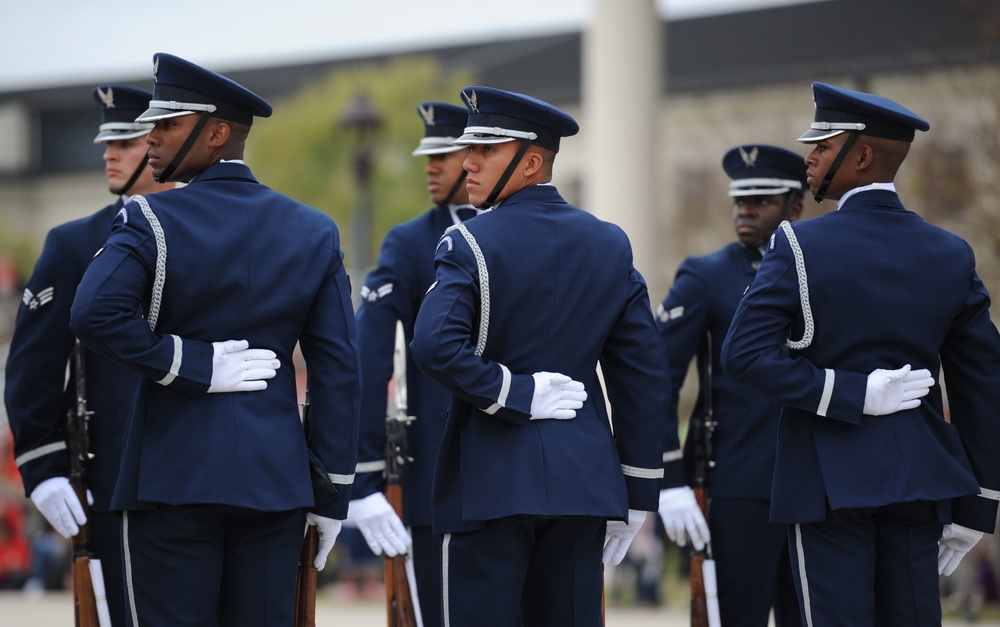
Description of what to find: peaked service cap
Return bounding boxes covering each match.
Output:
[412,101,468,156]
[136,52,272,125]
[92,84,154,143]
[797,81,929,143]
[723,144,807,197]
[453,86,578,153]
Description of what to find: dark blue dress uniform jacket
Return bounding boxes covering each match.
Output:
[411,184,680,534]
[69,162,361,518]
[722,190,1000,531]
[658,242,779,499]
[6,202,139,511]
[354,205,454,527]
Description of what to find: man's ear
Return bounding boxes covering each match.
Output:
[206,120,230,148]
[855,143,874,171]
[522,150,544,177]
[787,197,805,222]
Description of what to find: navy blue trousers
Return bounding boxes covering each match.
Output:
[442,516,605,627]
[121,505,304,627]
[411,524,442,627]
[709,497,800,627]
[90,510,126,627]
[788,501,942,627]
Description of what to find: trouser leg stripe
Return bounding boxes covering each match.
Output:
[123,511,140,627]
[795,523,814,627]
[442,533,451,627]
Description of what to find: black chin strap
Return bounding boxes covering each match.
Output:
[111,153,149,196]
[155,112,212,183]
[813,131,859,203]
[444,169,467,205]
[479,140,532,209]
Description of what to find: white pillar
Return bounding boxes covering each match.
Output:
[583,0,662,281]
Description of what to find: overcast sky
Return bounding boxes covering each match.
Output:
[0,0,818,91]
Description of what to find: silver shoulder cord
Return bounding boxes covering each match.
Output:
[778,220,814,349]
[130,195,167,332]
[451,223,490,356]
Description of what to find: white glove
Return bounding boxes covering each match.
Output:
[658,486,710,551]
[30,476,90,538]
[603,509,647,565]
[863,364,934,416]
[529,372,587,420]
[938,523,983,576]
[346,493,411,557]
[305,512,343,571]
[207,340,280,393]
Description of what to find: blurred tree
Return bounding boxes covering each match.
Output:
[907,66,1000,308]
[246,56,473,263]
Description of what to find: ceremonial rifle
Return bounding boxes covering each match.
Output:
[294,525,319,627]
[384,320,422,627]
[67,339,112,627]
[295,391,319,627]
[689,333,721,627]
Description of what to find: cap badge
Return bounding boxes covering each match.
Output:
[739,146,759,168]
[152,57,159,82]
[462,89,479,113]
[97,87,115,109]
[419,104,435,126]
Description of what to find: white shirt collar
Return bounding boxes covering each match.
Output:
[837,182,896,209]
[448,203,486,225]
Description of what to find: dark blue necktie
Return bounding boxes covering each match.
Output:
[456,207,478,222]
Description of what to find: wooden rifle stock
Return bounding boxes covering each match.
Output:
[294,525,319,627]
[689,486,710,627]
[71,480,100,627]
[689,331,716,627]
[384,321,419,627]
[384,482,417,627]
[67,339,104,627]
[295,391,320,627]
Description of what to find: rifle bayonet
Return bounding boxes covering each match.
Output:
[384,320,421,627]
[386,320,415,477]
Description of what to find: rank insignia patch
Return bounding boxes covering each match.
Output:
[436,234,454,254]
[360,283,394,304]
[655,304,684,323]
[22,286,54,311]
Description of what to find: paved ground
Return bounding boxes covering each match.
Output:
[2,589,998,626]
[0,589,697,626]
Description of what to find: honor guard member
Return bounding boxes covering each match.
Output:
[656,145,804,627]
[721,82,1000,626]
[69,53,361,626]
[5,84,173,626]
[348,101,479,627]
[411,86,704,627]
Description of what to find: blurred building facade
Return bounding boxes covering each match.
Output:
[0,0,998,302]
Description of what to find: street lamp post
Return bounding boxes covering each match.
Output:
[339,92,383,276]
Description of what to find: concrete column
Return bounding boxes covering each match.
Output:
[582,0,662,281]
